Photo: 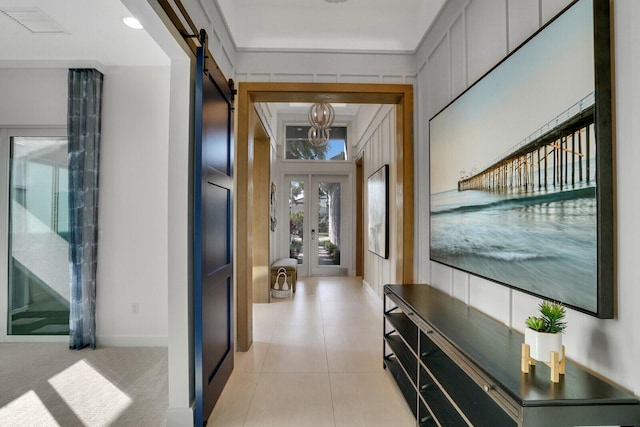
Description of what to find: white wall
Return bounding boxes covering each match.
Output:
[352,104,382,146]
[415,0,640,395]
[0,69,67,127]
[235,51,416,84]
[359,105,397,297]
[0,66,171,346]
[97,66,171,346]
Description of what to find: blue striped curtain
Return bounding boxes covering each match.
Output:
[67,69,103,350]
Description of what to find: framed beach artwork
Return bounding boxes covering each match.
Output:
[368,165,389,259]
[429,0,613,317]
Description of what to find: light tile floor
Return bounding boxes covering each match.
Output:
[208,276,415,427]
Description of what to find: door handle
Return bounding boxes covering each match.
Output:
[311,229,315,240]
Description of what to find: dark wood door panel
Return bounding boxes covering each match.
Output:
[194,46,234,426]
[203,183,231,270]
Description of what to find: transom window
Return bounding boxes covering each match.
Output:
[285,125,347,161]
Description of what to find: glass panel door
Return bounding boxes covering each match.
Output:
[286,174,348,277]
[288,178,306,266]
[310,176,347,276]
[8,136,70,335]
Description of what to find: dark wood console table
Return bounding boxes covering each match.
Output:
[383,284,640,426]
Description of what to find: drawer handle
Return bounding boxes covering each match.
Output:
[426,330,434,334]
[483,384,495,392]
[407,311,414,316]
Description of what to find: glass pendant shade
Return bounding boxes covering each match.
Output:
[308,102,335,130]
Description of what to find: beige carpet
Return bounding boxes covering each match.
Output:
[0,343,168,426]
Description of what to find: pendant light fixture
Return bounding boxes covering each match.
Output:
[307,126,331,147]
[308,102,335,130]
[307,102,335,147]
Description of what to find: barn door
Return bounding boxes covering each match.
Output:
[194,46,234,426]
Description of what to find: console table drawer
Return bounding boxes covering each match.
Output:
[419,365,468,426]
[420,332,516,425]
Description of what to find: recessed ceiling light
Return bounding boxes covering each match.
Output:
[122,16,143,30]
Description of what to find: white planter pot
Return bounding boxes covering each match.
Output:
[525,328,563,362]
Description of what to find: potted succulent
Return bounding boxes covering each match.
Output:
[524,301,567,362]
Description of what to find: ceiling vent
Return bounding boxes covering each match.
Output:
[0,7,66,33]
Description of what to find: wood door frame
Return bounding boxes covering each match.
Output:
[236,82,414,351]
[251,116,270,304]
[355,156,364,277]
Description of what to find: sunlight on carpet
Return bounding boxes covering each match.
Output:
[0,345,167,426]
[48,360,132,426]
[0,390,60,426]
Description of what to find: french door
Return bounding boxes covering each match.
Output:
[286,174,348,276]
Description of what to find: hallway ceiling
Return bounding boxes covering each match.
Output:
[215,0,446,52]
[0,0,446,66]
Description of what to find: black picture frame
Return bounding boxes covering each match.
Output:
[428,0,613,318]
[368,164,389,259]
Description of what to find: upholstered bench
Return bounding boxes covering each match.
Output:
[270,258,298,293]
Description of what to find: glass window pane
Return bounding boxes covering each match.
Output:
[26,162,53,227]
[8,136,70,335]
[289,181,304,264]
[285,125,347,161]
[317,181,341,266]
[57,168,69,241]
